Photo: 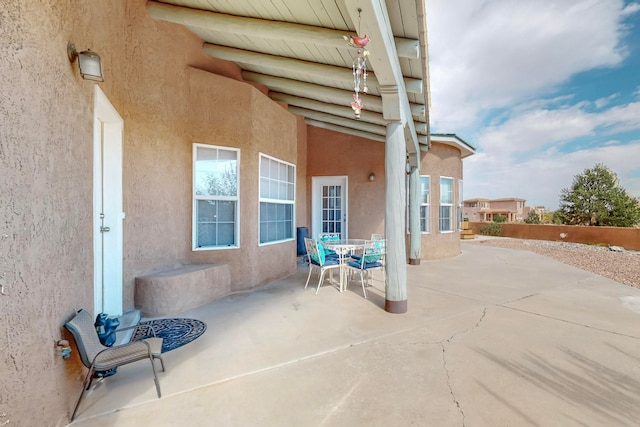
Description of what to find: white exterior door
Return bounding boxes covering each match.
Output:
[93,86,124,316]
[311,176,348,240]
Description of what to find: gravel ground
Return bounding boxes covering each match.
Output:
[464,237,640,290]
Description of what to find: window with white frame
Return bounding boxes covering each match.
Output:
[458,179,463,230]
[193,144,239,250]
[439,176,453,232]
[259,154,295,245]
[420,175,430,233]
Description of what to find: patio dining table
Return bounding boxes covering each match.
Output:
[321,239,367,292]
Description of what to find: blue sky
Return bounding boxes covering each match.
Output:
[426,0,640,210]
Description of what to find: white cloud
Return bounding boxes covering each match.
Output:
[426,0,630,131]
[594,94,619,109]
[464,141,640,210]
[479,105,594,154]
[595,102,640,134]
[427,0,640,211]
[622,2,640,16]
[477,99,640,154]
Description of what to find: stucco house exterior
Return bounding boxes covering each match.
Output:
[464,197,527,222]
[0,1,474,424]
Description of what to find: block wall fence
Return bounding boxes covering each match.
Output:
[468,223,640,251]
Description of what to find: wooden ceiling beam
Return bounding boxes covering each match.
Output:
[242,72,426,122]
[288,106,387,135]
[147,1,419,59]
[271,92,388,126]
[203,44,423,95]
[271,92,428,134]
[304,119,386,143]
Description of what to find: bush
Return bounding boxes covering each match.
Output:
[525,211,541,224]
[493,215,507,223]
[480,222,502,236]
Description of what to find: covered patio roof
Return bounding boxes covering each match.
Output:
[147,0,431,156]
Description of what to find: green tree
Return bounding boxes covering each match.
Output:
[549,211,564,224]
[493,214,507,223]
[556,164,640,227]
[525,210,541,224]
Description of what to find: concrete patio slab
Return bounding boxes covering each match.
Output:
[70,243,640,426]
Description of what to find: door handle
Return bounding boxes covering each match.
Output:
[100,226,111,233]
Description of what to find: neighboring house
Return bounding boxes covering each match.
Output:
[0,1,474,424]
[464,198,527,222]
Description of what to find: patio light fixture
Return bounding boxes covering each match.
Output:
[344,8,369,120]
[67,42,104,82]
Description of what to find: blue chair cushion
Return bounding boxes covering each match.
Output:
[348,260,382,269]
[317,242,326,264]
[309,242,326,265]
[312,257,339,267]
[362,253,381,263]
[319,235,339,255]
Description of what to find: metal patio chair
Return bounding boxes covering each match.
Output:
[317,232,341,260]
[351,233,385,262]
[64,309,165,422]
[304,237,341,294]
[346,239,386,298]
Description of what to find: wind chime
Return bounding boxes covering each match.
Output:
[344,8,370,120]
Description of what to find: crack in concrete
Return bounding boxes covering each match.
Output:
[438,308,487,426]
[440,342,465,426]
[446,308,488,343]
[501,293,538,305]
[501,305,640,340]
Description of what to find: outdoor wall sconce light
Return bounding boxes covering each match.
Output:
[67,42,104,82]
[369,173,376,182]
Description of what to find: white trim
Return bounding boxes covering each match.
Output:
[192,143,240,250]
[311,176,348,240]
[420,175,430,234]
[93,86,124,316]
[425,134,476,159]
[258,152,296,246]
[458,179,464,231]
[439,176,454,233]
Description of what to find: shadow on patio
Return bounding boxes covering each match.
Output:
[71,243,640,426]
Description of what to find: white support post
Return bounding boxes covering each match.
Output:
[384,122,407,313]
[408,162,421,264]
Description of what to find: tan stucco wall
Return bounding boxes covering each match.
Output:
[419,142,463,260]
[295,116,309,229]
[114,7,299,305]
[186,68,298,289]
[0,1,299,424]
[306,127,386,239]
[306,130,464,260]
[1,2,107,425]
